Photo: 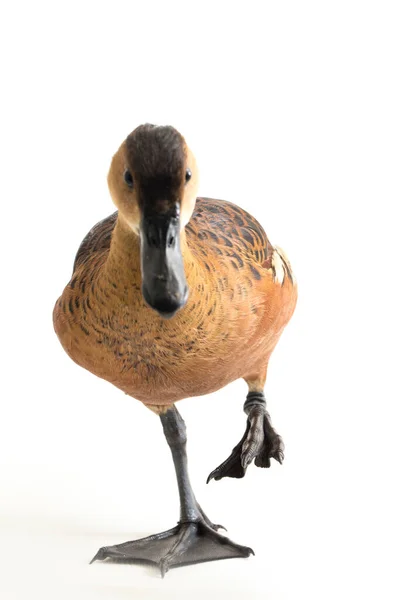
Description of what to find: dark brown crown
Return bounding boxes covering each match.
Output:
[126,124,186,211]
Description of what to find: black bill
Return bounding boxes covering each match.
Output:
[140,211,188,319]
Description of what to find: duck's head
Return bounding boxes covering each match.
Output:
[108,124,199,319]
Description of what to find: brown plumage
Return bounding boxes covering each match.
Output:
[54,197,296,410]
[53,124,297,574]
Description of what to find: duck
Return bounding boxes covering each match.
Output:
[53,123,298,576]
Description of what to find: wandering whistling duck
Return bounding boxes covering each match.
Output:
[53,124,297,576]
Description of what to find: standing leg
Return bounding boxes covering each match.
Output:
[159,406,200,523]
[91,405,253,576]
[161,407,226,531]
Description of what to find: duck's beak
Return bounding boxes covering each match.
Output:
[140,210,188,319]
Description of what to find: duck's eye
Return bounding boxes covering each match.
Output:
[185,168,192,183]
[124,169,134,188]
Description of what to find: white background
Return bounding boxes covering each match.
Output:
[1,1,399,599]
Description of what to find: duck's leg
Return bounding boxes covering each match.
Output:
[207,390,284,483]
[91,405,253,576]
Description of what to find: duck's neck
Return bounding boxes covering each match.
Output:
[103,215,200,297]
[104,217,141,289]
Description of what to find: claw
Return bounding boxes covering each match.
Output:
[206,471,215,484]
[207,521,228,531]
[159,559,169,578]
[90,547,107,564]
[207,462,246,483]
[206,469,218,484]
[196,503,226,531]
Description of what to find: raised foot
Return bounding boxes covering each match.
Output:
[90,520,253,577]
[207,407,284,482]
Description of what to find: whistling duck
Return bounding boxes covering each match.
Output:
[53,124,297,576]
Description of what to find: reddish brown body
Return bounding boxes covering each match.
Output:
[53,197,297,413]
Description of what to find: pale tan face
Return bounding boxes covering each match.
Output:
[107,140,141,233]
[107,133,199,234]
[180,145,199,228]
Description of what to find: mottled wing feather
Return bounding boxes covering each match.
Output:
[73,211,118,272]
[188,197,273,266]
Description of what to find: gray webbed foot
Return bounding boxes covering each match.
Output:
[90,518,253,577]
